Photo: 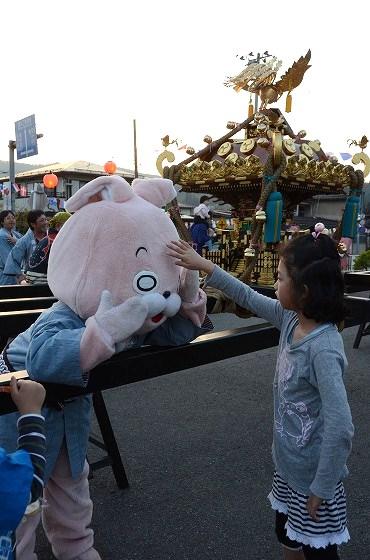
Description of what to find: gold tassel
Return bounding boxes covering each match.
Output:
[285,93,292,113]
[248,97,254,118]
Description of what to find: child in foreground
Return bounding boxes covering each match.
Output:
[167,226,353,560]
[0,377,46,559]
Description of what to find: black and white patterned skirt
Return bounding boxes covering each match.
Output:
[268,471,349,548]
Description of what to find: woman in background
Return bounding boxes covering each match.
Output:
[0,211,22,285]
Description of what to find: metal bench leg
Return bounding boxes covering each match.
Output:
[353,322,366,349]
[92,391,129,489]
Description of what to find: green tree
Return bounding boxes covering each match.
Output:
[353,249,370,271]
[15,210,29,235]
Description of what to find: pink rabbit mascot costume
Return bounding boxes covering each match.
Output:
[0,175,209,560]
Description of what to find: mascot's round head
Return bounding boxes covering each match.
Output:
[48,176,182,323]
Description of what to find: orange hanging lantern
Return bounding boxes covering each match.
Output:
[43,172,58,189]
[104,160,117,174]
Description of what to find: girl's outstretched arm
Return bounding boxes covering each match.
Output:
[167,240,285,328]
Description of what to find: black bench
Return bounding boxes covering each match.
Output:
[352,292,370,348]
[0,297,57,312]
[344,271,370,348]
[0,284,53,299]
[0,308,128,489]
[0,294,369,488]
[344,270,370,293]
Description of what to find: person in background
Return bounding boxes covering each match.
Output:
[191,196,215,253]
[0,376,46,560]
[23,212,71,285]
[190,216,213,254]
[0,211,22,285]
[338,237,352,272]
[193,195,212,221]
[3,210,48,284]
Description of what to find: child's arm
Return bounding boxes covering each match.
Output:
[309,349,354,500]
[205,266,284,328]
[167,240,284,329]
[11,377,46,506]
[17,415,46,507]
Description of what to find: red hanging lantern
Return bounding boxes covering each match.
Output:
[104,160,117,175]
[43,172,58,189]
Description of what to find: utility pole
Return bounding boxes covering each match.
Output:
[8,134,43,212]
[8,140,16,212]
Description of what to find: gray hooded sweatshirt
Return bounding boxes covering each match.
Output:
[206,266,354,499]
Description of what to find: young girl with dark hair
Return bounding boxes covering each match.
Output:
[167,223,353,560]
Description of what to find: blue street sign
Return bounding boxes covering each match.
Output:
[15,114,38,159]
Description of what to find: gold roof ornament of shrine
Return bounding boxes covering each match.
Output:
[159,51,360,219]
[161,108,355,217]
[348,135,370,178]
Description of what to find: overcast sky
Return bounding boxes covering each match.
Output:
[1,0,369,176]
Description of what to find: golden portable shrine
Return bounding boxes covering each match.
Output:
[158,50,365,286]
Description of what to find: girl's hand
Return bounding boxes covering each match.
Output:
[167,240,215,275]
[306,494,323,521]
[7,235,17,245]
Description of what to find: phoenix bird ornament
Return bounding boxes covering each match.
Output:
[225,50,311,112]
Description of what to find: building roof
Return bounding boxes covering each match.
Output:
[0,160,142,182]
[0,161,160,183]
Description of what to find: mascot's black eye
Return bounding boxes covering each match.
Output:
[136,247,148,257]
[132,270,159,294]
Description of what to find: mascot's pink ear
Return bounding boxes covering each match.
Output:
[65,175,134,212]
[132,178,176,208]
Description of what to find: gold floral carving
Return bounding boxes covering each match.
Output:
[178,151,352,188]
[283,155,352,186]
[178,154,263,184]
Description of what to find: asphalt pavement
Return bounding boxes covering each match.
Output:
[35,314,370,560]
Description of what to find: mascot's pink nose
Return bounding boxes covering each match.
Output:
[163,291,170,299]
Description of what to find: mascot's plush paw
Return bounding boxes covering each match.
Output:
[179,269,201,303]
[81,293,150,370]
[178,269,207,327]
[94,290,149,344]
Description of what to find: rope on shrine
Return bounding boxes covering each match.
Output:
[164,114,257,242]
[241,152,287,283]
[332,167,364,242]
[162,165,192,242]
